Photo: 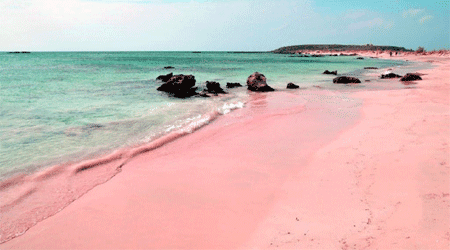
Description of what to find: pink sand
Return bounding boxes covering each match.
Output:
[2,53,449,249]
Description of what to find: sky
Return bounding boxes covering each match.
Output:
[0,0,448,51]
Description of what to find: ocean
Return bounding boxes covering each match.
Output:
[0,51,409,181]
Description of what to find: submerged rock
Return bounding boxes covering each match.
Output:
[205,81,227,95]
[246,72,275,92]
[400,73,422,81]
[286,83,299,89]
[380,73,402,79]
[323,70,337,75]
[333,76,361,84]
[157,74,198,98]
[156,72,173,82]
[226,82,243,88]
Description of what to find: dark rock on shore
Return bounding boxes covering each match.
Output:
[205,81,227,95]
[333,76,361,84]
[156,73,173,82]
[157,74,198,98]
[247,72,275,92]
[286,83,299,89]
[226,82,243,88]
[380,73,402,79]
[323,70,337,75]
[400,73,422,81]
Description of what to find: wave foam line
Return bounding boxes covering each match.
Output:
[0,102,244,244]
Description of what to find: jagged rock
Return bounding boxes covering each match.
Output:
[205,81,227,94]
[380,73,402,79]
[400,73,422,81]
[333,76,361,84]
[247,72,275,92]
[226,82,243,88]
[323,70,337,75]
[286,83,299,89]
[157,74,198,98]
[156,73,173,82]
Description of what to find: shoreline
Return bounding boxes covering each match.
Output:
[1,52,449,248]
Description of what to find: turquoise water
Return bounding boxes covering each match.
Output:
[0,52,407,180]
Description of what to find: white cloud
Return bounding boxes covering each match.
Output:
[348,18,384,30]
[402,8,424,18]
[419,15,433,24]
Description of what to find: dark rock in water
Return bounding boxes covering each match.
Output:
[8,51,31,53]
[380,73,402,79]
[323,70,337,75]
[164,66,175,69]
[157,74,198,98]
[286,83,299,89]
[364,67,378,69]
[156,72,173,82]
[356,57,364,60]
[400,73,422,81]
[205,81,227,94]
[333,76,361,84]
[247,72,275,92]
[226,82,243,88]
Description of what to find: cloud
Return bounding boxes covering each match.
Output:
[402,8,424,18]
[348,17,384,30]
[419,15,433,24]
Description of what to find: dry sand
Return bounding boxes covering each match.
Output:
[1,53,449,249]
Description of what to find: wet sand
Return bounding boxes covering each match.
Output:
[2,53,449,249]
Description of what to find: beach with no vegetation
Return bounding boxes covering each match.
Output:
[1,48,449,249]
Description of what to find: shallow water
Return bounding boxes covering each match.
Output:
[0,51,409,180]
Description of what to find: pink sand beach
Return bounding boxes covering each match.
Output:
[1,52,449,249]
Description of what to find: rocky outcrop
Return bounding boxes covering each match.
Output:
[333,76,361,84]
[323,70,337,75]
[400,73,422,81]
[157,74,197,98]
[226,82,243,88]
[156,73,173,82]
[380,73,402,79]
[286,83,299,89]
[205,81,227,95]
[246,72,275,92]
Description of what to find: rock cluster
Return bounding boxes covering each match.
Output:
[156,74,197,98]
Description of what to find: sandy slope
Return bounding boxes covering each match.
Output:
[242,54,450,249]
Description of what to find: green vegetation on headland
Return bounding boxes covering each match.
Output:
[272,44,413,54]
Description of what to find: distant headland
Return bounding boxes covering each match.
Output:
[272,44,413,54]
